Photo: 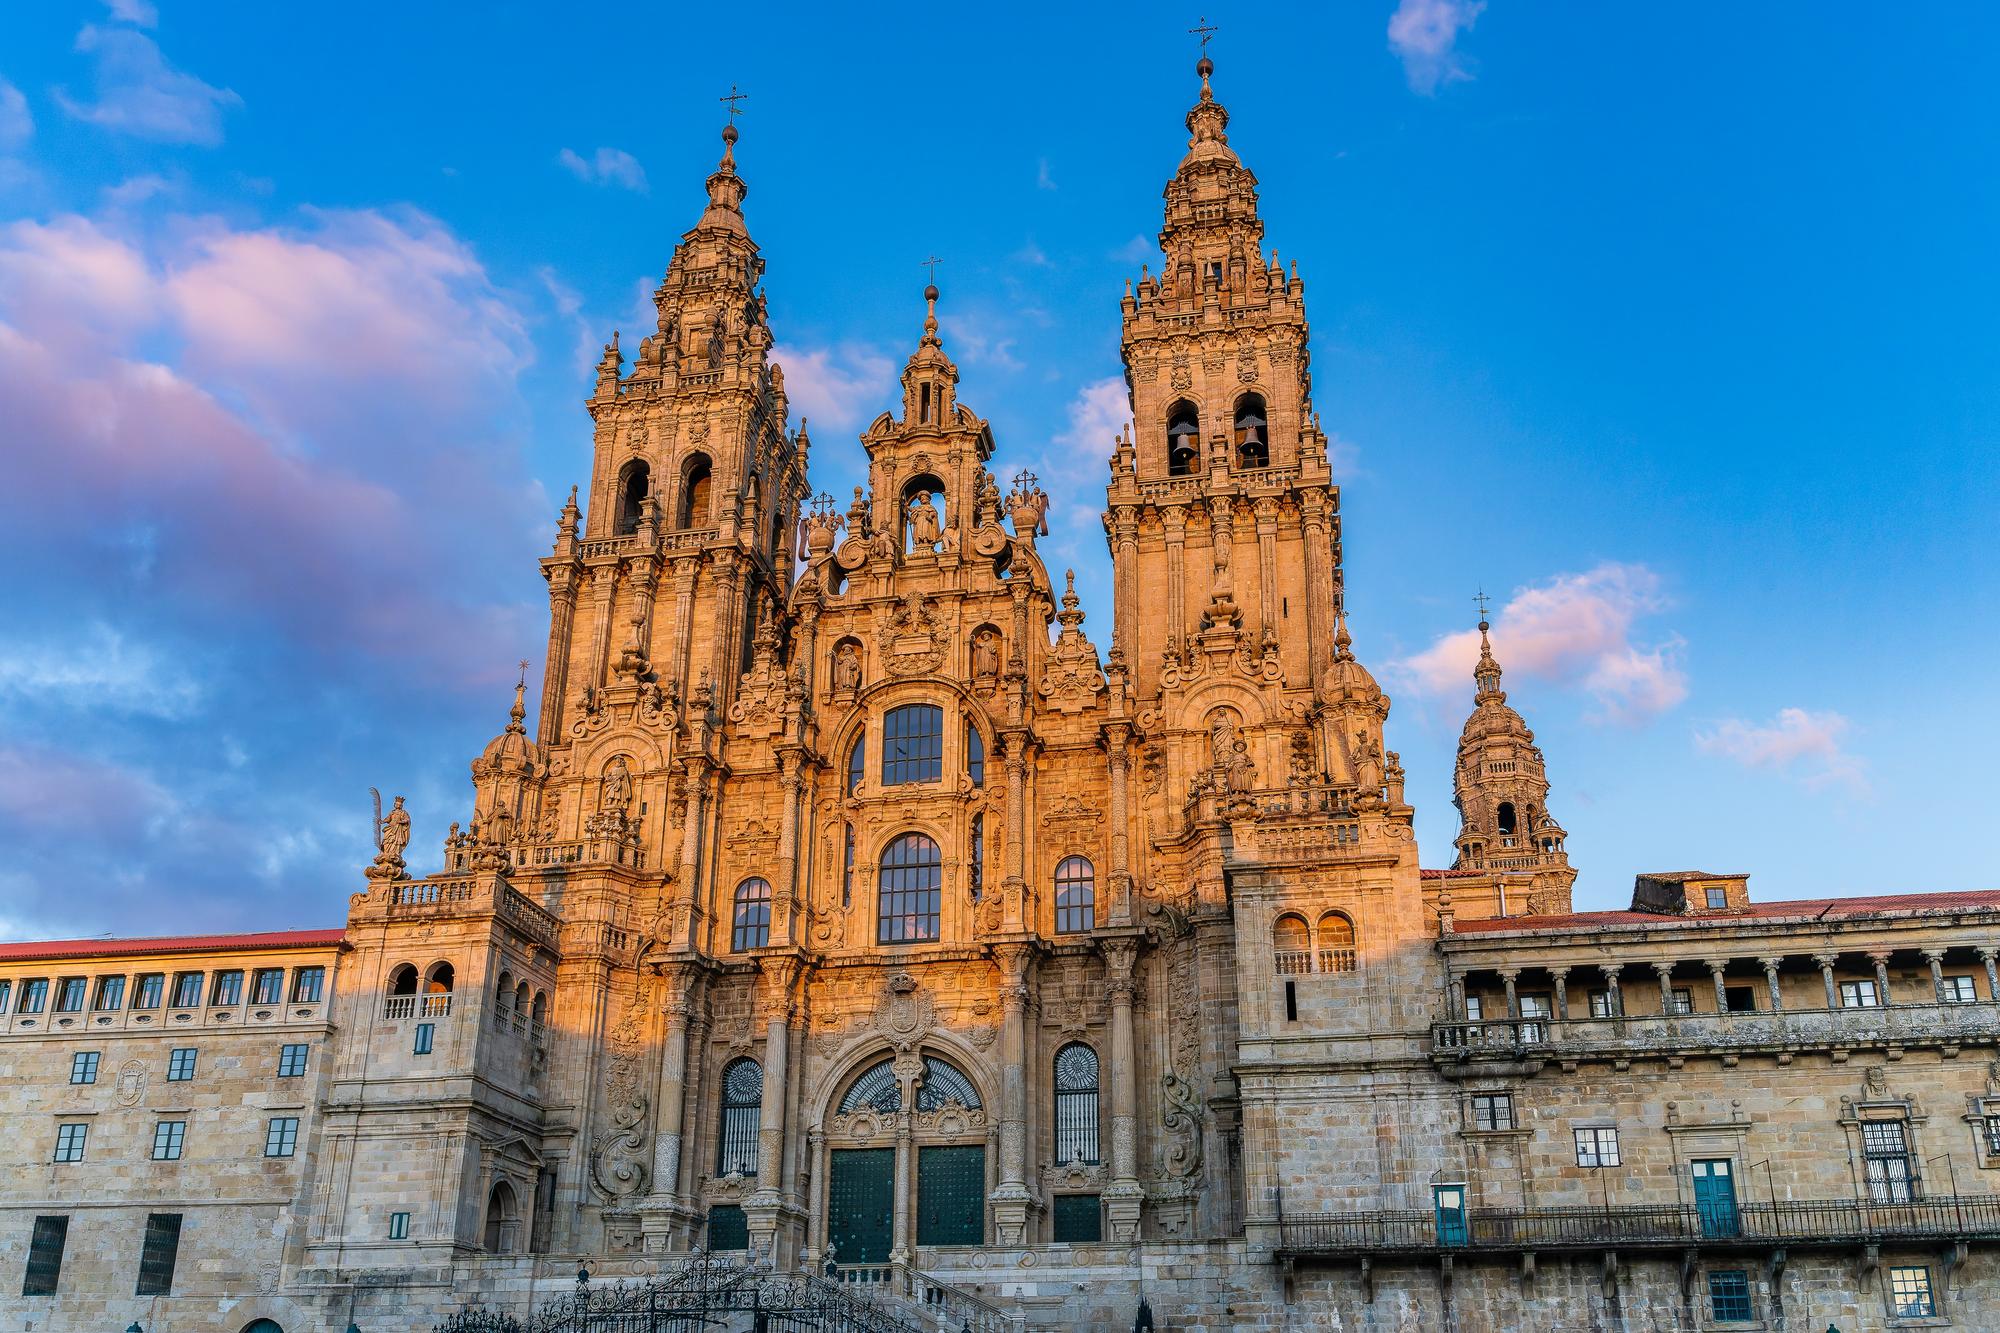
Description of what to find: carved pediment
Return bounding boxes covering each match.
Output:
[877,594,949,676]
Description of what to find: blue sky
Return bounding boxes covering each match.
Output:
[1,2,1995,938]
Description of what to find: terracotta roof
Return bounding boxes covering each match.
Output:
[0,929,347,964]
[1420,868,1486,879]
[1450,889,2000,935]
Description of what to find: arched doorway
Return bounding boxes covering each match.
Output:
[483,1179,519,1253]
[821,1051,988,1265]
[243,1321,285,1333]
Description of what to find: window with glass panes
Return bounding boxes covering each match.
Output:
[731,878,772,951]
[264,1117,299,1157]
[1863,1120,1916,1202]
[846,734,865,795]
[1889,1265,1936,1318]
[1667,987,1694,1015]
[69,1052,99,1085]
[151,1120,185,1160]
[1941,974,1978,1002]
[878,832,942,943]
[1707,1269,1752,1322]
[167,1047,196,1081]
[136,1213,181,1296]
[93,975,125,1010]
[0,979,11,1012]
[965,718,985,784]
[389,1211,410,1239]
[252,969,285,1004]
[170,973,204,1008]
[1053,1043,1100,1164]
[277,1043,309,1077]
[1054,856,1096,933]
[291,966,325,1003]
[716,1058,763,1176]
[211,970,243,1005]
[414,1022,434,1055]
[21,978,48,1012]
[1840,979,1880,1008]
[1574,1127,1620,1167]
[1463,995,1484,1021]
[1471,1094,1514,1131]
[134,973,164,1008]
[53,1123,87,1162]
[22,1215,67,1296]
[56,977,85,1012]
[881,704,944,785]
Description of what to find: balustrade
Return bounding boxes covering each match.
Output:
[1433,999,2000,1063]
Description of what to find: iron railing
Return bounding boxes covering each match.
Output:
[1279,1194,2000,1256]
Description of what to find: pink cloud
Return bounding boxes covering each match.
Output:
[0,215,159,347]
[57,24,240,146]
[1388,0,1486,95]
[771,341,894,434]
[0,743,172,841]
[1394,562,1688,724]
[1696,708,1867,793]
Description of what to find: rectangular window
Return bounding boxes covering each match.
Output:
[290,966,325,1003]
[151,1120,186,1161]
[414,1022,434,1055]
[1707,1268,1753,1322]
[167,1047,197,1081]
[1518,993,1550,1040]
[93,975,126,1010]
[53,1122,88,1162]
[1889,1265,1936,1318]
[136,1212,183,1295]
[133,973,164,1009]
[21,978,47,1013]
[1464,996,1484,1021]
[56,977,86,1012]
[1052,1194,1103,1243]
[1841,979,1881,1008]
[1986,1114,2000,1158]
[278,1043,309,1077]
[264,1116,299,1157]
[210,970,243,1005]
[1668,987,1695,1015]
[22,1215,67,1296]
[0,978,11,1013]
[1863,1120,1917,1203]
[881,703,944,785]
[1941,975,1978,1003]
[389,1211,410,1240]
[1471,1093,1515,1132]
[170,972,204,1008]
[1574,1126,1621,1168]
[251,969,285,1005]
[1587,988,1614,1018]
[1704,886,1730,910]
[1724,985,1757,1012]
[69,1051,100,1085]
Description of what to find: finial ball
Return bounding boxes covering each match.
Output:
[722,124,739,146]
[924,283,939,303]
[1197,56,1213,79]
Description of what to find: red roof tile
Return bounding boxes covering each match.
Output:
[1451,889,2000,935]
[1420,868,1486,879]
[0,929,346,963]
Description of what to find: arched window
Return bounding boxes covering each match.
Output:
[1317,912,1357,973]
[731,877,772,951]
[717,1057,763,1176]
[1054,856,1096,934]
[616,460,650,535]
[839,1058,902,1114]
[1273,914,1311,975]
[1167,400,1201,476]
[484,1179,518,1253]
[387,964,418,996]
[530,991,547,1026]
[1497,801,1517,838]
[495,972,515,1022]
[424,963,454,994]
[1053,1043,1100,1164]
[515,981,530,1016]
[679,455,712,528]
[1233,394,1268,469]
[882,704,944,784]
[916,1054,981,1110]
[965,718,985,785]
[878,833,942,943]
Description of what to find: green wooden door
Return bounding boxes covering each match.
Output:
[829,1148,894,1264]
[917,1145,985,1247]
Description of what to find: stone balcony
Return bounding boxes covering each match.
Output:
[1431,1001,2000,1074]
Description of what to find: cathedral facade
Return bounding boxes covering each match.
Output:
[6,58,2000,1333]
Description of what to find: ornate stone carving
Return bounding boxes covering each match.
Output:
[876,594,949,676]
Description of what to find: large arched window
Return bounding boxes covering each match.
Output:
[916,1054,981,1110]
[616,460,650,535]
[1054,856,1096,934]
[878,833,942,943]
[494,971,515,1025]
[1233,394,1268,469]
[717,1057,763,1176]
[679,455,712,528]
[1273,913,1311,975]
[882,704,944,785]
[387,964,418,996]
[1167,400,1201,476]
[1497,801,1518,838]
[1317,911,1357,974]
[839,1058,902,1114]
[846,732,865,795]
[424,963,454,994]
[1053,1043,1100,1164]
[731,878,772,952]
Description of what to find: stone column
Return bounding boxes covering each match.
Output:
[539,563,581,748]
[1815,954,1839,1009]
[1104,723,1134,924]
[1550,967,1571,1021]
[747,959,797,1258]
[1600,964,1624,1017]
[1298,491,1332,689]
[1980,948,2000,1002]
[1499,969,1520,1019]
[676,764,709,948]
[802,1129,827,1267]
[1001,735,1029,931]
[668,553,700,691]
[1654,962,1677,1015]
[1761,957,1785,1012]
[1870,952,1893,1006]
[774,753,805,945]
[1110,505,1140,661]
[891,1086,915,1264]
[1708,961,1730,1014]
[990,943,1036,1243]
[1163,506,1188,657]
[650,973,693,1195]
[1925,950,1948,1004]
[1101,939,1144,1242]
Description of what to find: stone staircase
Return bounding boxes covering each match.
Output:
[834,1261,1023,1333]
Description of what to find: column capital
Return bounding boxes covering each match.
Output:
[1866,950,1893,965]
[1759,956,1785,973]
[1599,962,1623,980]
[1704,959,1730,976]
[1651,961,1675,978]
[1496,967,1521,982]
[1548,965,1570,979]
[1099,936,1141,982]
[1922,948,1948,963]
[1979,946,2000,962]
[1812,953,1840,969]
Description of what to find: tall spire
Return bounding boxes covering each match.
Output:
[1473,613,1504,701]
[1182,55,1239,168]
[695,121,750,237]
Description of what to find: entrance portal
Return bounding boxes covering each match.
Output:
[829,1147,894,1263]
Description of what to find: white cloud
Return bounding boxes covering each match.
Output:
[536,266,598,377]
[940,314,1023,372]
[0,80,32,152]
[1697,707,1866,794]
[106,0,159,26]
[0,623,203,719]
[1111,235,1154,265]
[557,146,648,192]
[1036,159,1057,191]
[57,24,240,145]
[771,341,894,434]
[1393,562,1688,724]
[1388,0,1486,95]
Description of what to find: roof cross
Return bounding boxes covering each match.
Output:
[1189,15,1219,51]
[1472,588,1492,622]
[720,85,748,121]
[921,254,942,285]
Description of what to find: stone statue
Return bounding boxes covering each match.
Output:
[1209,711,1240,772]
[832,641,861,693]
[974,468,1002,526]
[375,793,411,862]
[602,757,632,814]
[907,490,942,550]
[1227,739,1256,793]
[971,629,1001,684]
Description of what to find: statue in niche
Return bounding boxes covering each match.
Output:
[971,629,1002,686]
[602,757,633,815]
[907,490,942,550]
[1227,740,1256,793]
[832,641,862,694]
[1208,711,1241,773]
